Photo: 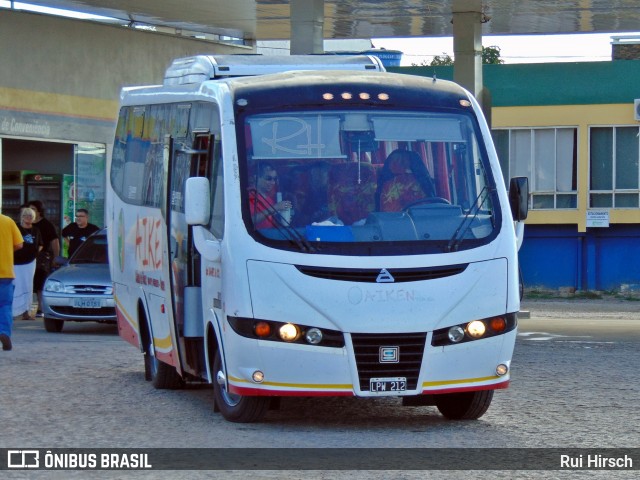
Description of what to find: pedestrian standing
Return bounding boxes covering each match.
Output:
[0,212,24,351]
[28,200,60,318]
[62,208,100,257]
[12,207,43,320]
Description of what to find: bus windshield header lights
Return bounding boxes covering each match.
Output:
[322,92,389,102]
[241,91,388,105]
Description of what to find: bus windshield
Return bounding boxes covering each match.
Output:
[242,109,498,254]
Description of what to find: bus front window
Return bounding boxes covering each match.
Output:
[241,110,499,255]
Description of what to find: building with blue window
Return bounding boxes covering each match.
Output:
[393,59,640,292]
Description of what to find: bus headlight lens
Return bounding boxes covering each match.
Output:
[279,323,300,342]
[305,328,323,345]
[466,320,486,338]
[496,364,509,376]
[447,326,465,343]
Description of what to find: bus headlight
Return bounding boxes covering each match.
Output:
[466,320,486,339]
[447,326,465,343]
[431,313,517,347]
[279,323,300,342]
[227,316,345,348]
[305,328,323,345]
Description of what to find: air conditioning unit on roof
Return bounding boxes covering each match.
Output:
[634,99,640,120]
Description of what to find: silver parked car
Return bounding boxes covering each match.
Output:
[42,228,115,333]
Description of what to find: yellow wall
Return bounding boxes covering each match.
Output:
[0,87,118,122]
[493,104,640,232]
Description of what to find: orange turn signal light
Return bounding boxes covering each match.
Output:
[254,321,272,338]
[489,316,507,332]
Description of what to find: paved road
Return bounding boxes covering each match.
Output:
[1,299,638,479]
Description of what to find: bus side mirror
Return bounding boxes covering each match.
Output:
[185,177,211,225]
[509,176,529,221]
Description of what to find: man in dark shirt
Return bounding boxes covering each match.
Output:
[62,209,100,257]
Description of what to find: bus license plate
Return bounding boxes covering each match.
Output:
[73,298,101,308]
[370,377,407,392]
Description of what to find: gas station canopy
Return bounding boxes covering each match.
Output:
[14,0,640,42]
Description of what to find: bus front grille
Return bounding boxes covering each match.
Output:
[351,332,427,391]
[296,265,467,283]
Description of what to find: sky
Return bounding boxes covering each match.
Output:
[3,1,640,66]
[373,32,640,66]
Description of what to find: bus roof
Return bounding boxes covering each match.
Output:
[163,54,385,86]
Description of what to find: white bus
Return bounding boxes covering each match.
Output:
[107,54,528,423]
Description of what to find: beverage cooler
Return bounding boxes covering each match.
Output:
[1,170,34,222]
[25,174,63,234]
[1,184,25,222]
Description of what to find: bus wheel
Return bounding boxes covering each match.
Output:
[212,351,269,423]
[435,390,494,420]
[144,337,183,389]
[44,317,64,333]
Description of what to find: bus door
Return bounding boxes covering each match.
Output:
[168,131,214,376]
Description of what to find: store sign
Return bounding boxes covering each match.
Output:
[586,209,609,227]
[0,115,51,137]
[0,108,115,143]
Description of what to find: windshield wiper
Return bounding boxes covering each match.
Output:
[447,186,492,252]
[253,192,316,252]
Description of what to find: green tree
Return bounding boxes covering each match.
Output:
[429,53,454,66]
[482,45,504,64]
[412,45,504,66]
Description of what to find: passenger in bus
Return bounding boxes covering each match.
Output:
[286,162,331,227]
[248,162,292,229]
[375,149,436,212]
[307,161,331,222]
[282,166,309,227]
[327,162,377,225]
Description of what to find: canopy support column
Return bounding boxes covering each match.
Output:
[452,0,484,105]
[290,0,324,54]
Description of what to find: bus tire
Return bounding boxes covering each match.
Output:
[44,317,64,333]
[144,337,183,390]
[212,350,269,423]
[435,390,494,420]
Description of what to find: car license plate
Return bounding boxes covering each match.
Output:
[369,377,407,392]
[73,298,102,308]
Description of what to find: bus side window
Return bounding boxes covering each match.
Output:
[209,137,224,239]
